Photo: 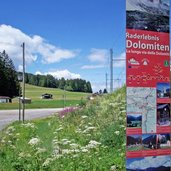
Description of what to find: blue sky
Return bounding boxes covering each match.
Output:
[0,0,170,92]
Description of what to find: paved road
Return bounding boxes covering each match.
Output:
[0,108,63,130]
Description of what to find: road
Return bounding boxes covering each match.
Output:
[0,108,63,130]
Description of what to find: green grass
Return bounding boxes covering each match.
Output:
[127,146,142,151]
[0,86,126,170]
[0,84,89,109]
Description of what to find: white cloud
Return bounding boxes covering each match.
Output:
[0,24,79,66]
[81,64,105,69]
[87,48,108,63]
[18,65,23,72]
[35,69,81,79]
[113,52,125,68]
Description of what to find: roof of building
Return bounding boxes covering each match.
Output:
[0,96,10,99]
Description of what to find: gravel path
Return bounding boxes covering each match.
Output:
[0,108,63,130]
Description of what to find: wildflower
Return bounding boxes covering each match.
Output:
[22,122,35,128]
[118,117,123,121]
[56,127,63,131]
[114,131,120,135]
[7,140,12,144]
[1,139,5,143]
[42,158,53,167]
[110,165,116,171]
[81,115,88,119]
[16,133,20,136]
[75,128,82,133]
[81,148,89,153]
[70,143,80,149]
[10,145,16,149]
[36,147,47,154]
[83,126,96,133]
[62,149,71,154]
[122,143,126,147]
[7,126,15,132]
[28,137,40,146]
[86,140,101,149]
[19,152,31,158]
[119,125,125,128]
[61,139,71,145]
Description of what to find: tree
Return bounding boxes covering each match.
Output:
[0,51,20,100]
[103,88,108,94]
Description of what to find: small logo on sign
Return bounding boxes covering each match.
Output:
[128,58,140,65]
[164,60,169,67]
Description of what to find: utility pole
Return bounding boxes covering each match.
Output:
[105,73,108,92]
[110,48,113,93]
[22,42,25,123]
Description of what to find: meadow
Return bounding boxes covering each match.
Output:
[0,86,126,170]
[0,84,89,109]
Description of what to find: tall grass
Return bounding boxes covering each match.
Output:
[0,86,126,170]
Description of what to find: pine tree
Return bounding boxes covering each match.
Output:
[0,51,19,100]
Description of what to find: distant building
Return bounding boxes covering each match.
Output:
[41,93,53,99]
[0,96,11,103]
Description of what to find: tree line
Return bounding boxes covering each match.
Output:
[0,50,92,100]
[19,73,93,93]
[0,51,20,99]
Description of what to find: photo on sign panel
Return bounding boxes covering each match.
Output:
[127,113,142,128]
[126,0,170,32]
[127,134,142,151]
[157,82,170,98]
[126,155,171,171]
[157,103,170,126]
[142,134,157,150]
[156,133,171,149]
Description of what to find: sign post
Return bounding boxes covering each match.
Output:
[126,0,171,170]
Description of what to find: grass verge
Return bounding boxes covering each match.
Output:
[0,86,126,170]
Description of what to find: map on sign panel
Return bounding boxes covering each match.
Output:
[127,87,156,133]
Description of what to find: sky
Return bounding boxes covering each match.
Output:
[0,0,169,92]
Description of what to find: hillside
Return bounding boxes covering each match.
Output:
[24,84,90,100]
[0,86,126,170]
[0,84,90,109]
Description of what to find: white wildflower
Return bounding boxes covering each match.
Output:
[83,126,96,133]
[42,158,53,167]
[70,143,80,149]
[53,147,60,156]
[16,133,20,136]
[62,149,71,154]
[28,137,40,146]
[75,128,82,133]
[7,140,12,144]
[118,117,123,121]
[7,126,15,132]
[36,148,47,154]
[81,148,89,153]
[61,139,71,145]
[81,115,88,119]
[10,145,16,149]
[56,127,63,131]
[22,122,35,128]
[19,152,31,158]
[53,154,63,159]
[1,139,5,143]
[86,140,101,149]
[114,131,120,135]
[122,143,126,147]
[110,165,116,171]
